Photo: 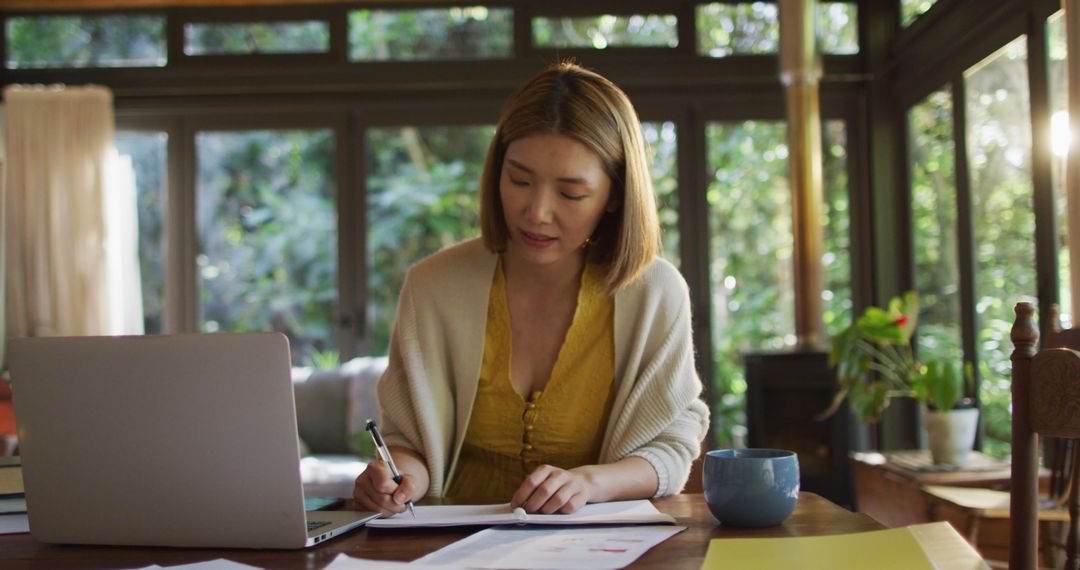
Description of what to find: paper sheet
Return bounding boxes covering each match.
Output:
[0,513,28,535]
[322,553,456,569]
[0,466,23,496]
[702,526,937,570]
[416,525,685,570]
[367,499,675,528]
[132,560,263,570]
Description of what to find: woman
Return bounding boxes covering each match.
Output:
[353,62,709,516]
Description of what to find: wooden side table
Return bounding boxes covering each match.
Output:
[851,450,1057,564]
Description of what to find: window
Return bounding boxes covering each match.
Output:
[707,120,793,446]
[5,14,166,69]
[966,37,1035,458]
[818,3,859,56]
[365,126,491,354]
[901,0,939,28]
[116,131,168,334]
[909,88,961,363]
[644,121,680,265]
[697,3,779,58]
[348,6,513,61]
[822,120,853,335]
[532,15,678,49]
[1048,11,1072,327]
[184,21,330,56]
[696,2,858,57]
[195,129,338,366]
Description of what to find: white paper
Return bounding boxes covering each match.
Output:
[159,561,263,570]
[0,513,28,534]
[416,525,685,570]
[367,499,675,528]
[322,553,458,569]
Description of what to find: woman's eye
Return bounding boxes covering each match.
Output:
[561,193,587,201]
[510,176,529,187]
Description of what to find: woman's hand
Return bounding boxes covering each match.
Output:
[512,457,659,514]
[352,460,418,515]
[352,446,429,516]
[511,464,595,514]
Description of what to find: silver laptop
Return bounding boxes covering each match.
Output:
[7,332,379,549]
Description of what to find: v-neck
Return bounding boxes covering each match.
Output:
[496,259,592,402]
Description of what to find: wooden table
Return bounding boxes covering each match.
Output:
[851,450,1015,528]
[0,493,882,569]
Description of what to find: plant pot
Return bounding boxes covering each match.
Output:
[923,408,979,466]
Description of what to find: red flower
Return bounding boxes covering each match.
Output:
[895,316,908,328]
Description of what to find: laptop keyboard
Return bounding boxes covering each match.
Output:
[307,521,331,532]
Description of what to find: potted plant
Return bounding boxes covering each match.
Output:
[820,291,978,465]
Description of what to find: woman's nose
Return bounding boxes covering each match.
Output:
[525,187,554,224]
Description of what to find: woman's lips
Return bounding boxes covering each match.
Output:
[520,230,556,249]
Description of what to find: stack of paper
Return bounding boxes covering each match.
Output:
[366,499,676,528]
[0,459,27,535]
[702,522,988,570]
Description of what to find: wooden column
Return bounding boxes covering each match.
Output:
[1066,0,1080,318]
[1009,302,1039,570]
[779,0,826,349]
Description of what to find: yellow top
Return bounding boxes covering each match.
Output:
[444,259,616,500]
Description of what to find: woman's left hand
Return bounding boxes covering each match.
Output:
[511,464,595,514]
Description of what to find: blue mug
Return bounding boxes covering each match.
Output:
[702,448,800,527]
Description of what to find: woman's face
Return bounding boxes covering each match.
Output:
[499,132,617,271]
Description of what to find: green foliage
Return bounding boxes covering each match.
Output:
[533,15,679,49]
[185,21,329,56]
[6,14,165,68]
[348,6,512,61]
[912,359,974,412]
[196,129,338,365]
[366,126,490,354]
[826,292,921,422]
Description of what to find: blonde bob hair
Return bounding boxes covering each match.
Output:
[479,61,661,295]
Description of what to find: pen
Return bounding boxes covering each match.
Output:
[365,419,416,518]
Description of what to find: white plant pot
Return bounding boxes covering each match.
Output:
[923,408,979,466]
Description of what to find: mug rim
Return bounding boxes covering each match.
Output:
[705,448,796,460]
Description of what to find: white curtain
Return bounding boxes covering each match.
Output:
[3,84,143,352]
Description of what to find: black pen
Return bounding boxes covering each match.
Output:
[365,419,416,518]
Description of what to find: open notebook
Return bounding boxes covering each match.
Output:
[366,499,676,528]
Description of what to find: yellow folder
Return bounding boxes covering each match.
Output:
[702,522,988,570]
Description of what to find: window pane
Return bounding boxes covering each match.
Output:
[697,2,779,58]
[196,129,337,366]
[706,121,793,446]
[533,15,678,49]
[366,126,491,354]
[185,21,329,56]
[966,37,1035,458]
[644,121,680,265]
[6,14,166,69]
[910,88,961,364]
[1049,11,1072,328]
[349,6,512,61]
[822,120,852,336]
[901,0,939,28]
[116,131,168,334]
[818,3,859,55]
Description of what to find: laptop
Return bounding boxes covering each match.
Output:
[7,332,379,549]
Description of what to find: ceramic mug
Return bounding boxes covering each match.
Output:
[702,448,800,527]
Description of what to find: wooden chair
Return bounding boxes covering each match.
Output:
[918,303,1076,566]
[1011,301,1080,570]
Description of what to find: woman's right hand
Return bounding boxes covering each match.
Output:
[352,459,419,515]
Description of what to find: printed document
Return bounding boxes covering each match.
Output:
[417,524,685,570]
[366,499,675,528]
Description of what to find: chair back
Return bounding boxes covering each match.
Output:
[1011,302,1080,570]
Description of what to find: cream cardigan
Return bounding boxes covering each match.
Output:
[376,238,710,498]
